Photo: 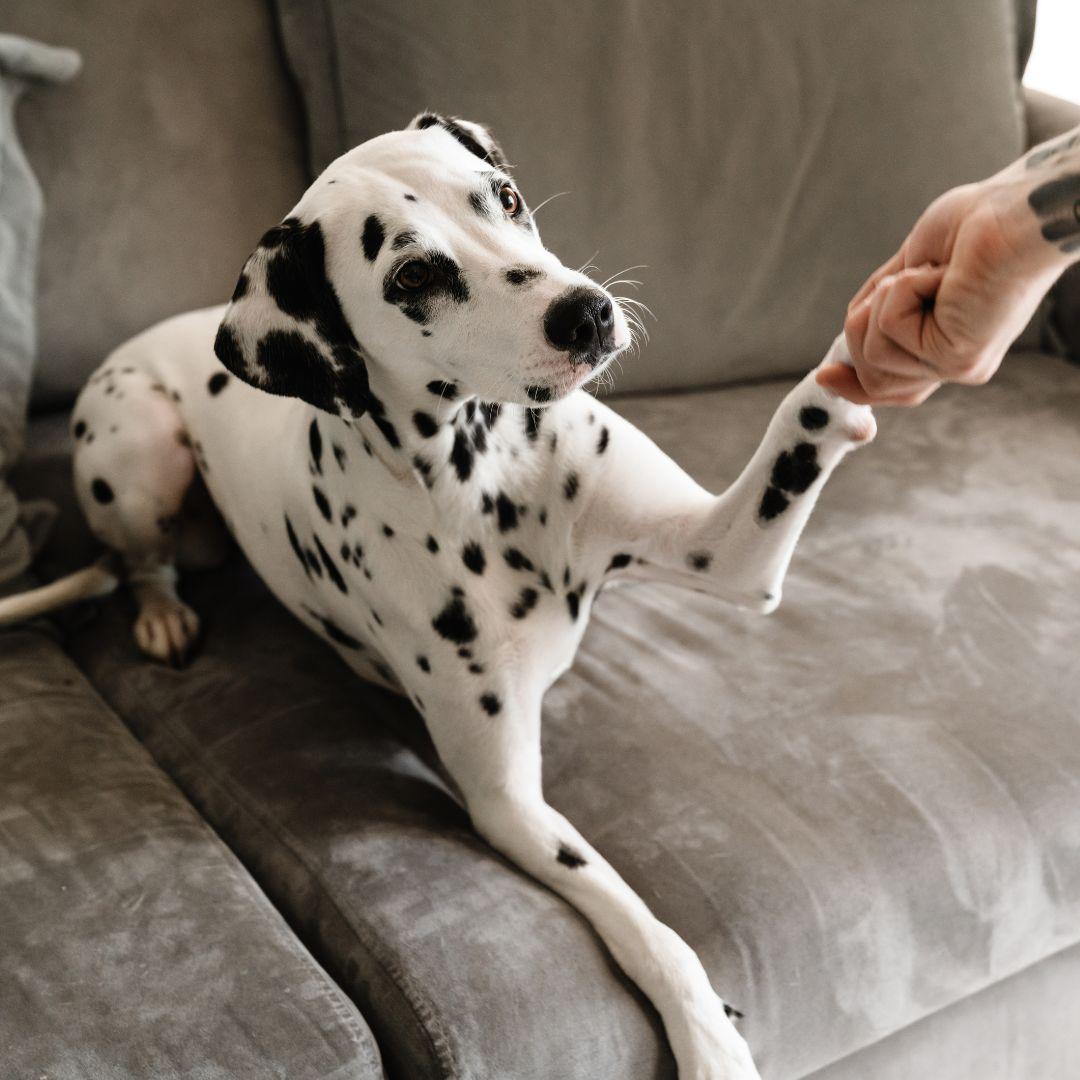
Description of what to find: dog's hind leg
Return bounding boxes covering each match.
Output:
[71,366,205,665]
[412,679,760,1080]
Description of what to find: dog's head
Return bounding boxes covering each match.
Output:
[214,113,632,421]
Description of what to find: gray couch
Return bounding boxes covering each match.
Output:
[4,2,1080,1078]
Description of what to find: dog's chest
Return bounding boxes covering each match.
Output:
[213,391,612,695]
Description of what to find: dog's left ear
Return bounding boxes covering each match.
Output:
[213,216,374,420]
[408,112,508,169]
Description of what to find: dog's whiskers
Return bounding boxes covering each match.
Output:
[599,264,648,290]
[530,191,570,218]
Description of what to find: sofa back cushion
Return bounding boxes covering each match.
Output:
[8,0,307,410]
[276,0,1027,393]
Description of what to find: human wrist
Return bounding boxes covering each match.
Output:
[1009,129,1080,271]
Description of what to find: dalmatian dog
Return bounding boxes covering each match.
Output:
[1,114,876,1079]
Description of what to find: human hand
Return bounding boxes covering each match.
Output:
[818,130,1080,406]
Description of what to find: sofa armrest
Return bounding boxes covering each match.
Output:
[1024,88,1080,361]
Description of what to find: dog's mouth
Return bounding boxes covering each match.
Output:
[522,340,625,405]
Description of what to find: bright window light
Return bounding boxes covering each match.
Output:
[1024,0,1080,104]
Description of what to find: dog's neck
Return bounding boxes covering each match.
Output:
[349,363,533,495]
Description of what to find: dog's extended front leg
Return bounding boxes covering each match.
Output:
[585,356,875,613]
[418,682,760,1080]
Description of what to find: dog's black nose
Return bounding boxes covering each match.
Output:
[543,287,616,365]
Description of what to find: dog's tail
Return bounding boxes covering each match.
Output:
[0,556,120,628]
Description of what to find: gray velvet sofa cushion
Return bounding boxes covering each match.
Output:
[274,0,1025,393]
[5,0,307,409]
[64,350,1080,1078]
[0,626,384,1080]
[807,941,1080,1080]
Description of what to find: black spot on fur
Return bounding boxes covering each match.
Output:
[314,535,348,593]
[759,486,790,520]
[427,380,458,400]
[799,406,829,431]
[382,524,395,538]
[404,193,417,202]
[724,1004,744,1021]
[417,655,431,672]
[361,215,385,262]
[563,472,579,501]
[450,428,474,481]
[432,592,478,645]
[285,516,310,578]
[391,230,420,251]
[771,442,820,494]
[462,542,486,575]
[341,504,357,526]
[207,371,230,395]
[333,443,347,470]
[91,478,114,505]
[426,534,440,553]
[503,548,534,572]
[231,273,249,301]
[413,411,438,438]
[479,692,502,715]
[495,493,519,532]
[417,113,505,168]
[468,662,484,675]
[510,587,539,619]
[524,407,543,441]
[480,401,501,429]
[73,420,86,439]
[468,190,490,217]
[607,552,632,573]
[566,589,581,621]
[371,414,401,450]
[313,486,332,522]
[248,330,365,419]
[413,455,433,485]
[597,426,609,454]
[525,384,552,403]
[687,551,712,571]
[309,418,323,474]
[506,267,542,286]
[557,844,586,868]
[314,613,362,649]
[305,549,322,577]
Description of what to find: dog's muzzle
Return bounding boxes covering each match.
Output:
[543,287,616,367]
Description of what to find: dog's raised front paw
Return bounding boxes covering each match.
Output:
[794,366,877,448]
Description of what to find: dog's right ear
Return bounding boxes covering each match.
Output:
[214,216,374,420]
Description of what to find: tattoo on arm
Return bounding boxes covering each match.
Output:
[1025,131,1080,171]
[1028,173,1080,254]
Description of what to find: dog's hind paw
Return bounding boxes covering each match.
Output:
[133,594,200,667]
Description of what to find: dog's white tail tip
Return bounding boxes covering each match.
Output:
[0,556,120,628]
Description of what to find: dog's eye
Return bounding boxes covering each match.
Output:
[395,260,432,290]
[499,184,521,216]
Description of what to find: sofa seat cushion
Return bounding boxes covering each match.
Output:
[0,627,383,1079]
[67,350,1080,1079]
